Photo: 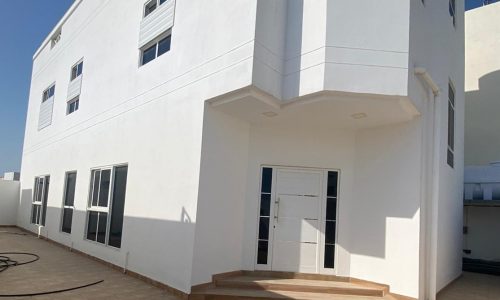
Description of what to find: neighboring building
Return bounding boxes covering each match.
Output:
[2,172,20,181]
[463,2,500,270]
[17,1,464,299]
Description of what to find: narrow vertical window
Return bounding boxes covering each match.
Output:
[257,167,273,265]
[86,165,128,248]
[108,166,128,248]
[31,176,50,226]
[61,172,77,234]
[449,0,456,27]
[447,82,455,168]
[324,171,338,269]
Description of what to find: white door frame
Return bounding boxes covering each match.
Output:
[254,165,340,275]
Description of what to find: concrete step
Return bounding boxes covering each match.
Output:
[190,287,397,300]
[215,276,387,297]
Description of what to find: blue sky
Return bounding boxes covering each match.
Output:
[0,0,489,175]
[0,0,73,174]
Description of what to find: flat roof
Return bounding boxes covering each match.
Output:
[32,0,82,60]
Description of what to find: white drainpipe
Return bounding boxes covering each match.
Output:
[415,67,440,300]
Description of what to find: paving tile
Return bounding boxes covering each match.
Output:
[438,272,500,300]
[0,229,180,299]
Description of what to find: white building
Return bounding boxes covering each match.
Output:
[17,1,464,299]
[463,2,500,266]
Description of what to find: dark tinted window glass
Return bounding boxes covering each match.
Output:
[108,166,128,248]
[62,208,73,234]
[260,194,271,216]
[261,168,272,193]
[144,0,157,16]
[325,221,336,244]
[91,170,100,206]
[97,212,107,244]
[41,176,50,226]
[31,205,39,224]
[327,171,338,197]
[326,198,337,221]
[158,35,171,56]
[87,211,98,241]
[159,0,167,4]
[142,44,156,65]
[98,170,111,207]
[36,178,44,202]
[448,102,455,151]
[257,241,268,264]
[324,244,335,269]
[65,173,77,206]
[258,217,270,240]
[447,149,454,168]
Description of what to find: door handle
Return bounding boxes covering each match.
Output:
[274,197,280,223]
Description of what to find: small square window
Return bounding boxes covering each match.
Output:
[42,84,56,102]
[71,61,83,81]
[141,44,157,65]
[157,35,171,57]
[67,97,79,115]
[144,0,157,17]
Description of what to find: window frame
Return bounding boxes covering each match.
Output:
[84,164,128,249]
[70,60,84,81]
[61,171,77,234]
[67,96,80,115]
[143,0,169,18]
[31,175,50,226]
[42,84,56,103]
[139,32,172,66]
[447,81,456,168]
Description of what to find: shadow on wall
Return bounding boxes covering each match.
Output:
[465,70,500,165]
[18,188,197,292]
[283,0,303,99]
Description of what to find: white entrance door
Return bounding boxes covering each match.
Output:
[271,169,322,273]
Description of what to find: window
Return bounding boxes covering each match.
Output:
[51,29,61,49]
[143,0,168,17]
[61,172,77,234]
[257,167,273,265]
[144,0,157,17]
[447,81,455,168]
[42,84,55,102]
[140,34,171,65]
[31,176,50,226]
[67,97,79,115]
[86,165,128,248]
[449,0,456,27]
[71,61,83,81]
[324,171,338,269]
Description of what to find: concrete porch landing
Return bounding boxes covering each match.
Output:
[190,271,405,300]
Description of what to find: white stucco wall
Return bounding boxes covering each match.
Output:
[19,0,464,298]
[20,0,257,293]
[0,180,19,225]
[408,0,465,297]
[191,106,250,286]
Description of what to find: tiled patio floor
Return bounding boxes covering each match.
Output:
[438,271,500,300]
[0,227,180,299]
[3,227,500,300]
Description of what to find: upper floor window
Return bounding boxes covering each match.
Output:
[449,0,456,27]
[67,96,79,115]
[51,29,62,49]
[71,61,83,81]
[144,0,168,17]
[447,81,455,168]
[141,34,171,66]
[42,84,55,102]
